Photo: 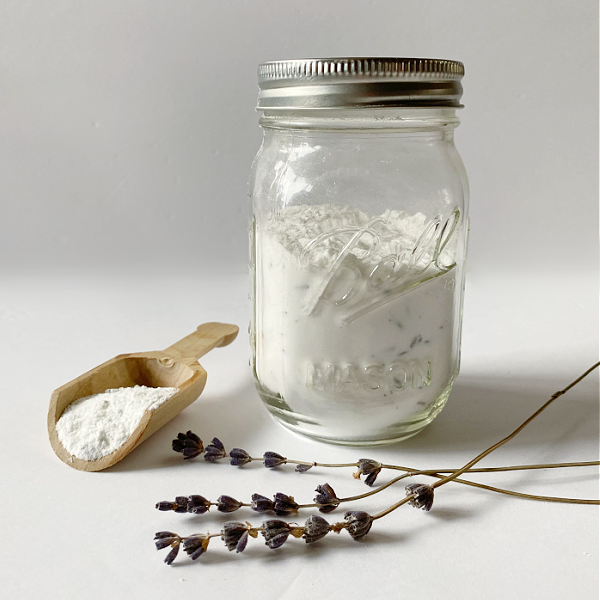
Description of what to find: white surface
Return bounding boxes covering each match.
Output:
[0,0,598,273]
[2,1,598,595]
[1,270,598,599]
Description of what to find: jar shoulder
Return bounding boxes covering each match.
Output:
[250,132,468,219]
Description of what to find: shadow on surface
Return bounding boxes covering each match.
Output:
[108,378,263,473]
[393,370,599,456]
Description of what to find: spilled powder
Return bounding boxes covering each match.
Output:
[56,385,179,461]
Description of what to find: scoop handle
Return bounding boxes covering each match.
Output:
[164,322,239,364]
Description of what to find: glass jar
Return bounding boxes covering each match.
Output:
[249,58,469,445]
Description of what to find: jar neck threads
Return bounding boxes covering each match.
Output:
[259,107,460,132]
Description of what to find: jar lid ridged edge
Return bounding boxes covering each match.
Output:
[258,57,464,84]
[257,57,464,109]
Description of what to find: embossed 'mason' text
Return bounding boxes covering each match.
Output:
[306,360,432,395]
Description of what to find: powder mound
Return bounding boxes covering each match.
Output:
[55,385,179,461]
[265,204,431,270]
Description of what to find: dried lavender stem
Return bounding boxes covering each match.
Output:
[159,461,599,514]
[244,455,598,476]
[423,475,600,504]
[372,495,414,519]
[292,460,359,468]
[333,468,600,507]
[383,460,600,474]
[262,457,599,476]
[430,362,600,491]
[243,457,358,468]
[373,362,600,519]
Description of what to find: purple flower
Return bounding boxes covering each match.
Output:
[154,497,188,513]
[222,522,250,553]
[217,495,242,513]
[172,431,204,459]
[405,483,434,511]
[182,534,210,560]
[155,500,179,512]
[186,495,211,514]
[344,511,374,540]
[303,515,331,543]
[261,520,291,549]
[155,495,211,514]
[154,531,181,565]
[273,492,298,517]
[251,493,274,513]
[204,437,227,462]
[295,463,314,472]
[354,459,383,486]
[229,448,252,466]
[314,483,340,513]
[263,451,287,468]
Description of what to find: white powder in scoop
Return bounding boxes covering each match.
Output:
[56,385,179,461]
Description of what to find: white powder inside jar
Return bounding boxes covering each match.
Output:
[56,385,179,461]
[254,204,461,441]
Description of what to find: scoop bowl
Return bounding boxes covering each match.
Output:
[48,322,239,471]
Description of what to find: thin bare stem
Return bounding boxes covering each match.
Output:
[371,362,600,519]
[383,461,600,474]
[430,362,600,491]
[423,474,599,504]
[336,469,600,508]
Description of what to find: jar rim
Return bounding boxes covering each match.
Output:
[257,57,464,110]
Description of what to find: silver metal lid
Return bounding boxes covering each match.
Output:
[257,57,464,109]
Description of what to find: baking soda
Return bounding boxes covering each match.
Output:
[253,204,461,441]
[56,385,179,461]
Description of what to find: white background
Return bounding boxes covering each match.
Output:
[1,0,598,274]
[1,2,598,599]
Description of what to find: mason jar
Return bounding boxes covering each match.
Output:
[249,57,469,445]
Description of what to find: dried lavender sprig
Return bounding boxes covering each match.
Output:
[172,432,599,486]
[156,514,337,563]
[157,460,599,519]
[429,362,600,493]
[155,492,301,515]
[372,362,600,521]
[342,468,600,506]
[157,364,599,564]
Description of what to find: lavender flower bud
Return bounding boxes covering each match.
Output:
[217,495,242,513]
[405,483,434,511]
[222,522,250,553]
[344,511,374,540]
[263,451,287,468]
[154,532,181,564]
[186,495,211,514]
[354,459,383,486]
[172,430,204,459]
[229,448,251,466]
[295,463,313,472]
[164,545,180,565]
[172,496,188,512]
[156,495,211,514]
[251,493,274,513]
[155,501,178,512]
[154,531,179,550]
[262,520,291,549]
[314,483,340,513]
[273,492,299,517]
[182,534,210,560]
[303,515,331,543]
[204,437,227,462]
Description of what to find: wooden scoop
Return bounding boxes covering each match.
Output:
[48,322,239,472]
